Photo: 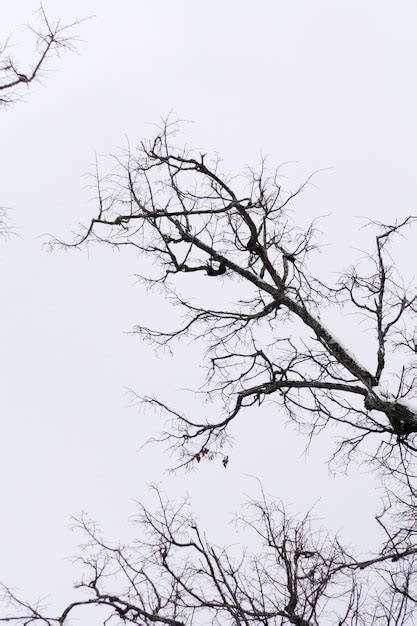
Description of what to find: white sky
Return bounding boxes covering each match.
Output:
[1,0,416,621]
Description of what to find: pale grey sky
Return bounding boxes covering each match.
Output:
[1,0,416,620]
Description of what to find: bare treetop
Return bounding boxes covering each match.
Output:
[2,485,416,625]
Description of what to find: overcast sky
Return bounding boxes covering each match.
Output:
[1,0,416,621]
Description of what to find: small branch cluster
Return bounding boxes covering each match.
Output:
[0,6,81,107]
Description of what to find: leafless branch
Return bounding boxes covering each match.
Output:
[0,6,84,107]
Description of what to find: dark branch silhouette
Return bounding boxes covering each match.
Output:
[1,487,416,624]
[3,120,416,624]
[0,6,82,107]
[55,121,417,473]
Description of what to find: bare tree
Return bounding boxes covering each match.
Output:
[66,120,417,471]
[1,486,416,625]
[0,6,81,107]
[2,121,417,624]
